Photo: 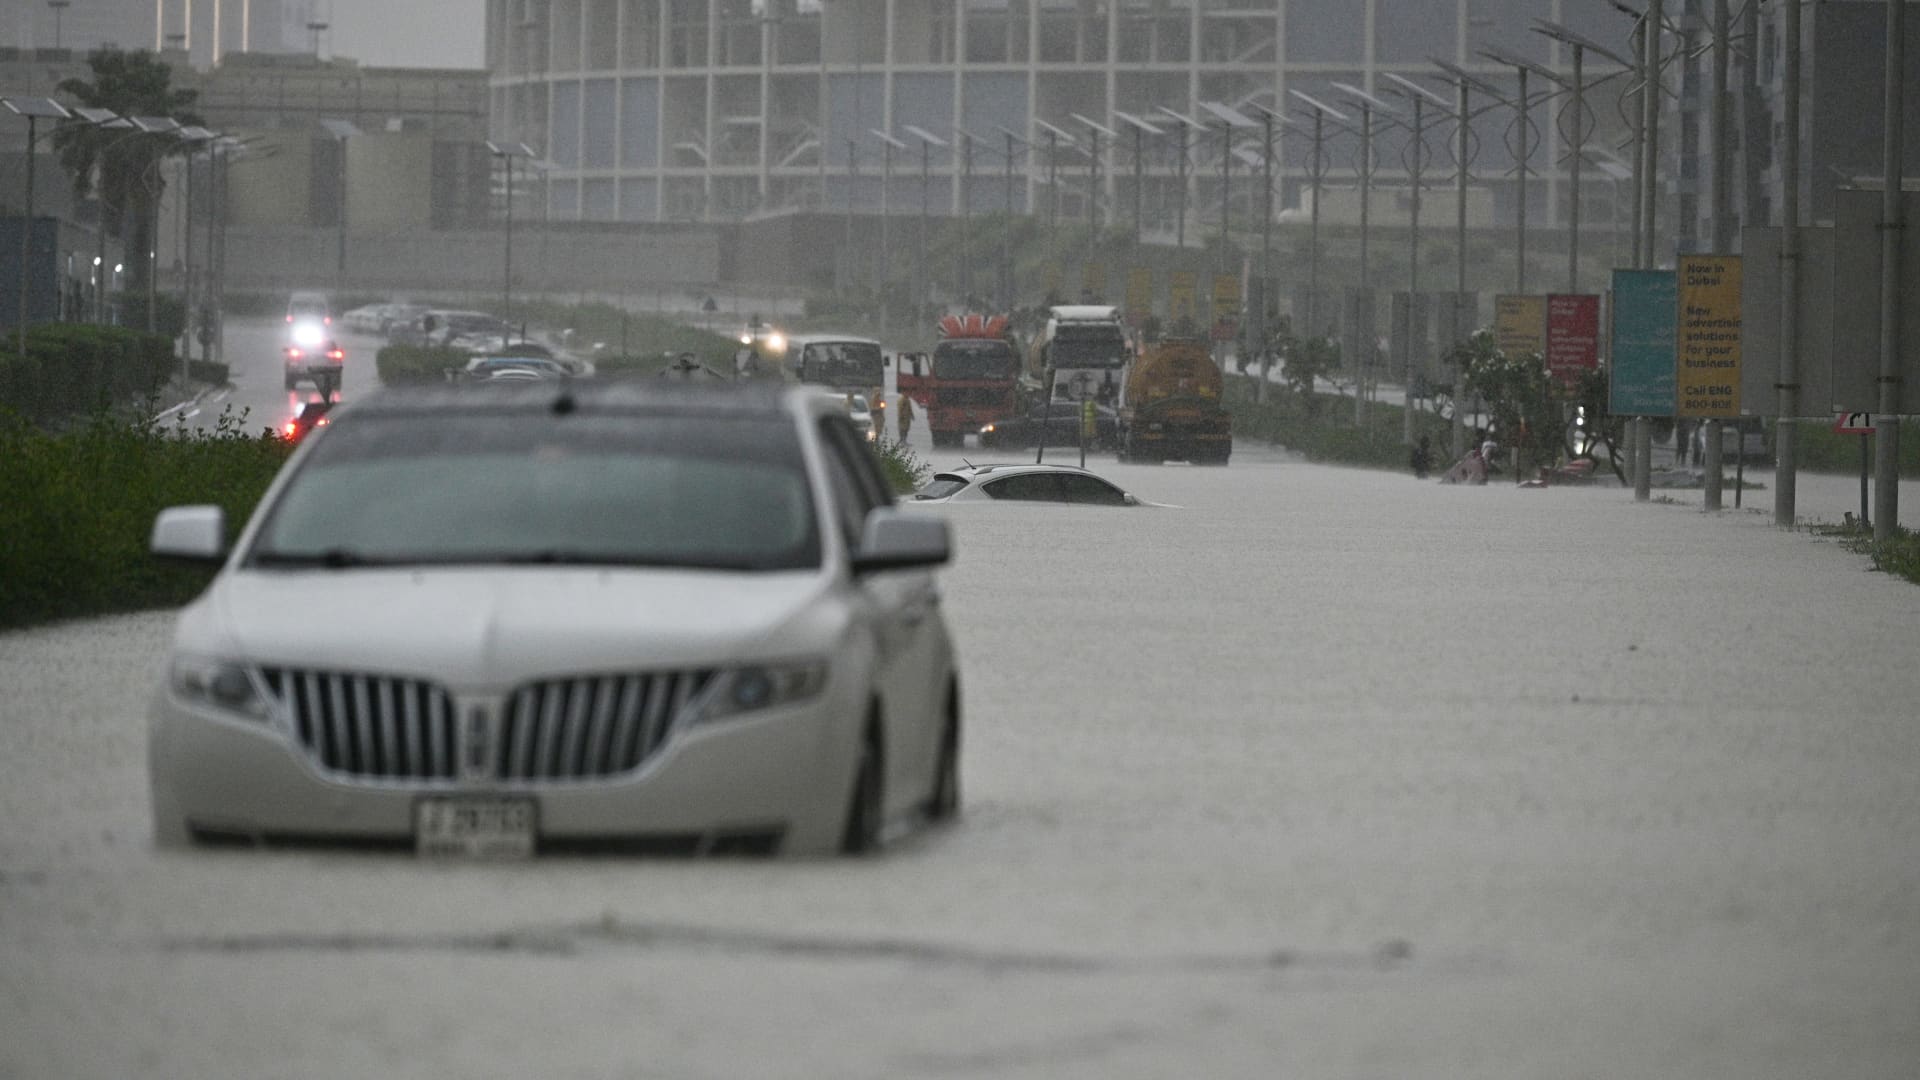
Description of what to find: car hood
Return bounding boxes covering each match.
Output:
[190,566,836,689]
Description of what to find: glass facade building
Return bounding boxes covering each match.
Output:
[487,0,1637,231]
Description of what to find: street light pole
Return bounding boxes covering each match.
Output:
[904,126,947,319]
[4,98,73,354]
[1774,0,1802,526]
[487,140,533,325]
[1287,92,1347,346]
[1873,0,1904,542]
[1702,0,1730,511]
[871,129,908,333]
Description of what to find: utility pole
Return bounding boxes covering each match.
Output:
[1776,0,1802,527]
[1636,0,1663,503]
[1703,0,1730,511]
[1288,91,1347,348]
[1336,83,1393,429]
[1873,0,1905,542]
[1385,74,1451,449]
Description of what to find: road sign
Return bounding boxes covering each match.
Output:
[1832,412,1876,435]
[1545,294,1601,386]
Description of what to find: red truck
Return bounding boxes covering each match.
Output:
[897,314,1023,448]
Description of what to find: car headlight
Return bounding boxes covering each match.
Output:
[765,332,785,353]
[291,322,324,348]
[169,656,270,721]
[696,661,828,725]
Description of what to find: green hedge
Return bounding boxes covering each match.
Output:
[187,359,230,385]
[376,345,471,385]
[0,324,178,422]
[1790,420,1920,474]
[507,300,741,367]
[0,413,292,630]
[1224,376,1450,470]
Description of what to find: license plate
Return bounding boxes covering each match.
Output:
[414,796,536,859]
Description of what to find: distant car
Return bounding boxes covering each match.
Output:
[283,340,345,392]
[811,388,875,442]
[279,400,334,443]
[977,402,1119,450]
[146,381,959,857]
[340,304,389,334]
[463,355,571,380]
[1691,419,1770,464]
[285,291,332,348]
[911,463,1139,506]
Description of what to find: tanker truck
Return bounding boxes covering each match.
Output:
[1116,337,1233,465]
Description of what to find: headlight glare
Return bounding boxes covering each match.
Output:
[700,661,827,724]
[170,656,270,721]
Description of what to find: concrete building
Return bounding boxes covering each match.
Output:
[484,0,1638,240]
[1665,0,1920,256]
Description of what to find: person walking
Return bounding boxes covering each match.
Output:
[897,392,915,442]
[1410,434,1433,479]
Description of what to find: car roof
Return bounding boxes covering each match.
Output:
[933,462,1104,479]
[343,379,842,423]
[785,333,882,349]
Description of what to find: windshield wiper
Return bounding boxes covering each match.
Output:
[496,551,789,571]
[251,548,385,569]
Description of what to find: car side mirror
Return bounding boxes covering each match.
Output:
[1123,493,1139,507]
[151,505,227,562]
[851,509,952,574]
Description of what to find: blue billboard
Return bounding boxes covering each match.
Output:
[1609,269,1676,417]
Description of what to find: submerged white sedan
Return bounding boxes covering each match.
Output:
[148,382,960,857]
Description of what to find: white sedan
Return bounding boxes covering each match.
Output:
[912,463,1141,506]
[147,382,961,857]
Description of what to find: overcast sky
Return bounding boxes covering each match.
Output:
[323,0,485,70]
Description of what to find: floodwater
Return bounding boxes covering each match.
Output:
[2,449,1916,1079]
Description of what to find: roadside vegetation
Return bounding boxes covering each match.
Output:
[0,408,290,631]
[1811,522,1920,587]
[875,436,928,495]
[0,324,182,423]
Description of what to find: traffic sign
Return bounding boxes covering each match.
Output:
[1832,412,1876,435]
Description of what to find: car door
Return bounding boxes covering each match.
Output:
[817,417,943,817]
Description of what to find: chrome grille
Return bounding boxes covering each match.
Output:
[499,671,713,781]
[262,668,457,780]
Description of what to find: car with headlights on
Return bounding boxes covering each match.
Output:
[911,463,1139,506]
[977,401,1119,451]
[283,339,345,392]
[148,381,960,857]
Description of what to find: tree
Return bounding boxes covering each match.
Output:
[54,48,201,298]
[1283,327,1339,416]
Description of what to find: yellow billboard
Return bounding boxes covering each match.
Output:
[1169,271,1198,326]
[1494,294,1547,358]
[1082,263,1107,302]
[1125,267,1153,324]
[1676,255,1742,418]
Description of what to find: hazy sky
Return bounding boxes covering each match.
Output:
[321,0,485,70]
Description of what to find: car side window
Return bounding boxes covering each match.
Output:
[817,417,885,547]
[1056,475,1128,506]
[981,473,1065,502]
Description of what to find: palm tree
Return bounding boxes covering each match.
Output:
[54,47,201,299]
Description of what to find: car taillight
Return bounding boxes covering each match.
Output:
[326,349,344,361]
[285,314,293,323]
[283,421,298,438]
[285,347,302,358]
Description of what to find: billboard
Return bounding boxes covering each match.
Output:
[1168,271,1198,327]
[1494,294,1546,357]
[1125,267,1153,326]
[1676,255,1741,418]
[1609,269,1677,417]
[1545,294,1601,386]
[1211,273,1240,342]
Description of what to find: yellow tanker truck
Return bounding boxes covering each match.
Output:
[1116,338,1233,465]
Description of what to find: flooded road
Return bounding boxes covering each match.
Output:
[3,446,1916,1079]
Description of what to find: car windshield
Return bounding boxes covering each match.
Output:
[799,342,883,388]
[1048,326,1129,367]
[932,339,1019,380]
[914,475,970,500]
[249,411,819,571]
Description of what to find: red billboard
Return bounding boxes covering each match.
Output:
[1546,294,1601,386]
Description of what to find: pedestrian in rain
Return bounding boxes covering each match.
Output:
[1410,434,1433,479]
[897,392,915,442]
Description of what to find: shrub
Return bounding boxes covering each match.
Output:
[188,359,230,385]
[0,324,176,421]
[376,345,471,384]
[874,435,928,495]
[0,410,292,630]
